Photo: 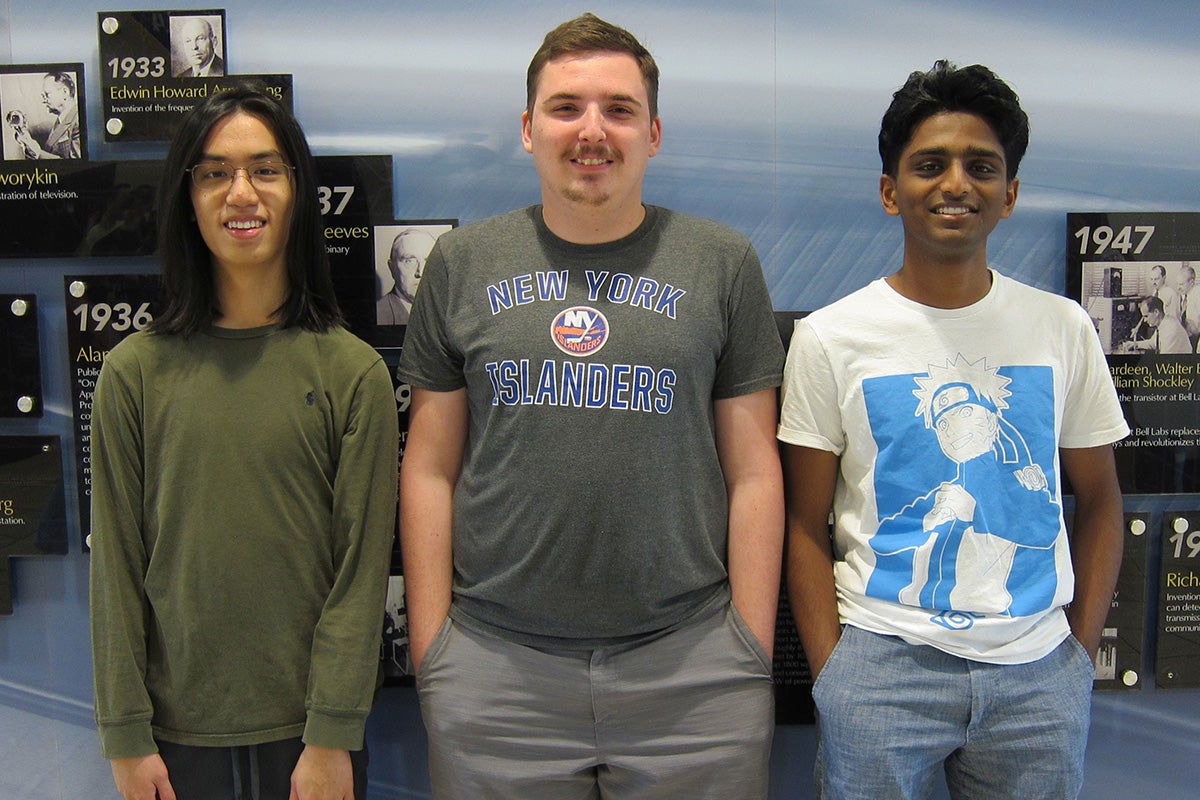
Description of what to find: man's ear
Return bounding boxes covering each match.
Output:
[1000,177,1019,219]
[521,110,533,154]
[880,173,900,217]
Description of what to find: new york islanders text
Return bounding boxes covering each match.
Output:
[486,359,675,413]
[487,270,686,319]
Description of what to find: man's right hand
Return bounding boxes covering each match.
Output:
[111,753,176,800]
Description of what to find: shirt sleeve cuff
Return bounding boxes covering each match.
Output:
[303,709,368,751]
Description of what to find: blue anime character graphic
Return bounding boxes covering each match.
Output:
[865,356,1062,628]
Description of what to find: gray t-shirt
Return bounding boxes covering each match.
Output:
[398,205,783,648]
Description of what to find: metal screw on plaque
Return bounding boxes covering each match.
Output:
[17,396,35,414]
[1167,670,1176,680]
[106,118,124,136]
[1174,516,1190,535]
[69,280,87,299]
[1121,670,1139,687]
[1129,518,1146,536]
[41,443,51,453]
[10,298,28,317]
[101,17,120,35]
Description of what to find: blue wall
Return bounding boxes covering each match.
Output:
[2,1,1199,797]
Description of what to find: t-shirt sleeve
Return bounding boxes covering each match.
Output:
[777,317,845,454]
[1060,304,1130,449]
[395,241,465,392]
[713,242,784,398]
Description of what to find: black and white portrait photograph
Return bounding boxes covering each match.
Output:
[374,223,453,326]
[169,14,226,78]
[0,64,86,161]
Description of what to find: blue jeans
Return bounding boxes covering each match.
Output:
[812,625,1094,800]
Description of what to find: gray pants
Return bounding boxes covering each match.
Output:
[416,602,774,799]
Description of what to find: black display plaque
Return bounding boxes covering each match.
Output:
[98,8,291,143]
[380,357,410,684]
[0,159,162,258]
[1,63,88,161]
[1067,212,1200,495]
[773,582,814,724]
[0,435,67,615]
[772,310,815,723]
[1157,510,1200,688]
[310,154,408,349]
[0,295,43,418]
[64,274,165,544]
[1091,512,1150,690]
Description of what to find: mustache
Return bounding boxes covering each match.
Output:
[569,145,619,160]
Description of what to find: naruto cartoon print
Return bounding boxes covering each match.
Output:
[863,355,1062,628]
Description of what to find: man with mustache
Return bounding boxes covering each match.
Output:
[397,13,784,799]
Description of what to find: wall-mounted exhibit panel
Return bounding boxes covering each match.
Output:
[0,435,67,614]
[1094,512,1150,690]
[1068,212,1200,495]
[1158,510,1200,688]
[0,295,43,418]
[64,274,164,545]
[97,9,292,142]
[0,160,162,258]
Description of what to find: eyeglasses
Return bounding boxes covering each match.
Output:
[187,160,294,191]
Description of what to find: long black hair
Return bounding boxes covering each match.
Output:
[151,81,342,335]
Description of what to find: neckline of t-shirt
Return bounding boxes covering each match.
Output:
[531,203,660,256]
[204,322,284,340]
[877,268,1000,320]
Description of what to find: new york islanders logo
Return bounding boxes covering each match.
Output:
[551,306,609,356]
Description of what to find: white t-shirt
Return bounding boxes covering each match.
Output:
[778,272,1128,664]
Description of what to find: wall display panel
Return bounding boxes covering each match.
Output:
[0,159,161,258]
[1,63,87,161]
[772,311,814,723]
[1157,510,1200,688]
[0,295,43,418]
[313,154,394,345]
[381,362,411,685]
[773,584,814,724]
[310,154,453,353]
[1067,213,1200,495]
[64,274,164,545]
[1092,512,1150,690]
[0,435,67,614]
[98,8,291,143]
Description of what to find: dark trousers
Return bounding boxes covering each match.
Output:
[156,737,368,800]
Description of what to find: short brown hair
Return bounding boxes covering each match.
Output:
[526,13,659,117]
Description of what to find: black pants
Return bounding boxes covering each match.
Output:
[156,737,369,800]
